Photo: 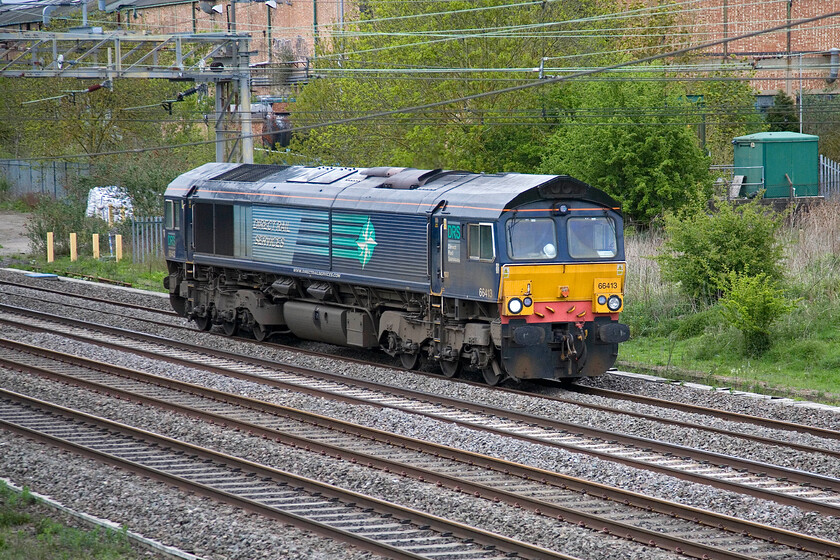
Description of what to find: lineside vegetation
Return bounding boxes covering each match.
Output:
[621,200,840,402]
[0,482,153,560]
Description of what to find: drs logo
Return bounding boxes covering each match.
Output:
[447,224,461,240]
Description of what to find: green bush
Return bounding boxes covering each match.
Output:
[656,199,786,301]
[0,174,10,198]
[25,197,114,257]
[674,307,722,340]
[718,271,797,356]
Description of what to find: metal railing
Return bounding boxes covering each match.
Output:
[710,165,764,200]
[131,216,164,264]
[820,154,840,200]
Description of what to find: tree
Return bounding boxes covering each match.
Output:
[290,0,624,169]
[765,91,799,133]
[538,76,713,226]
[0,67,214,214]
[697,76,765,165]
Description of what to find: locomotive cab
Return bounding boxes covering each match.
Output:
[163,196,189,316]
[495,200,629,381]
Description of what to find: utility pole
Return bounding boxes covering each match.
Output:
[722,0,728,59]
[239,35,253,164]
[785,0,792,96]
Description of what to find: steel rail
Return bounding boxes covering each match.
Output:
[0,280,177,317]
[2,304,839,516]
[2,337,838,559]
[568,384,840,442]
[0,388,576,560]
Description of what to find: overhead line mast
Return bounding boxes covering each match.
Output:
[0,29,253,163]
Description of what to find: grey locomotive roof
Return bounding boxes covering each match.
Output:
[165,163,613,219]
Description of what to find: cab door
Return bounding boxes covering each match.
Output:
[429,215,446,296]
[163,198,185,260]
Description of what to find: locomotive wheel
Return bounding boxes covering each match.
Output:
[399,352,421,370]
[222,320,239,337]
[252,322,269,342]
[439,359,460,378]
[481,359,503,386]
[194,316,212,331]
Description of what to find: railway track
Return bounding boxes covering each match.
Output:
[4,277,839,438]
[1,337,837,559]
[0,389,572,560]
[1,302,839,519]
[5,275,838,447]
[567,384,840,441]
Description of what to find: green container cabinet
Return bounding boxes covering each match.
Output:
[732,132,819,198]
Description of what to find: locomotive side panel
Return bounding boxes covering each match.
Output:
[331,211,428,285]
[250,205,331,269]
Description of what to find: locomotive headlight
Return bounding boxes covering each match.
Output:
[597,295,607,306]
[607,295,622,311]
[507,298,523,314]
[523,297,533,307]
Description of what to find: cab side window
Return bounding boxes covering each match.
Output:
[164,200,180,229]
[467,223,494,261]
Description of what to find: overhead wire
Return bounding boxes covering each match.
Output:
[30,0,812,52]
[11,9,840,161]
[27,0,837,71]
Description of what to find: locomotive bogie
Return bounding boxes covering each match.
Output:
[163,163,630,384]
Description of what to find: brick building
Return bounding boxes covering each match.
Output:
[693,0,839,95]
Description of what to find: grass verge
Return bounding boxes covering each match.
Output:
[14,256,167,293]
[0,481,151,560]
[617,334,840,405]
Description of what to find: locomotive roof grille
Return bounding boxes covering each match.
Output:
[211,164,288,182]
[538,176,590,198]
[378,168,444,189]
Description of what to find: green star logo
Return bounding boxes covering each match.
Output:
[355,218,377,267]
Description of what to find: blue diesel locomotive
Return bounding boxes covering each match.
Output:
[163,163,629,384]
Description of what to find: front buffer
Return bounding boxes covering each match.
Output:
[498,263,630,380]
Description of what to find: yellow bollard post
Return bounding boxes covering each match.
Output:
[115,234,123,262]
[92,234,100,260]
[69,233,77,262]
[47,232,54,263]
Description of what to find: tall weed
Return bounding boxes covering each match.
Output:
[783,201,840,302]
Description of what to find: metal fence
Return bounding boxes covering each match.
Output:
[131,216,164,263]
[820,154,840,200]
[0,159,89,199]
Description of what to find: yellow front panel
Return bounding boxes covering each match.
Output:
[500,263,626,302]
